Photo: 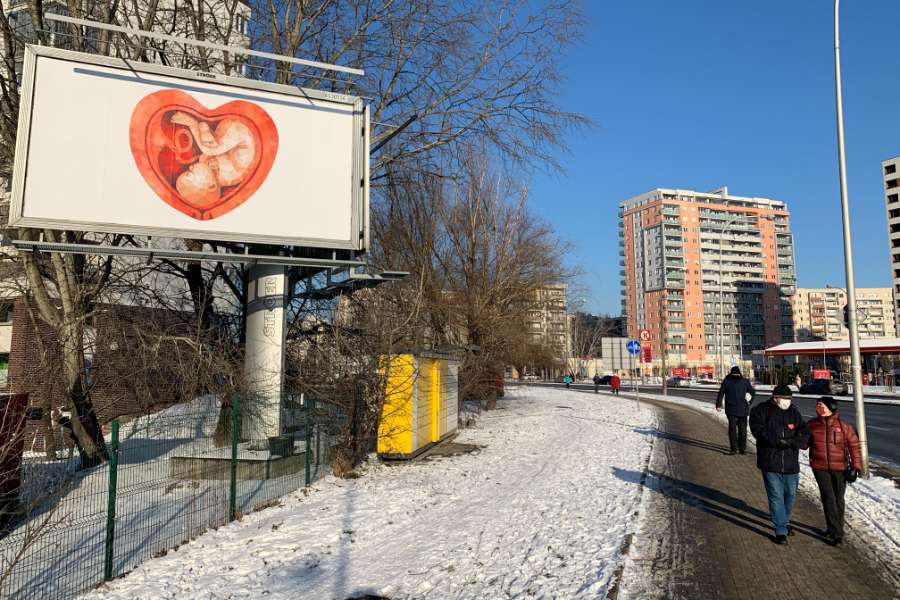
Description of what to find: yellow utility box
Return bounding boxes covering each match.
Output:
[378,352,459,458]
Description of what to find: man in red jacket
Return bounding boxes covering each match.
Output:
[806,396,863,546]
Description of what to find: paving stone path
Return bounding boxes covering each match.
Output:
[615,394,899,600]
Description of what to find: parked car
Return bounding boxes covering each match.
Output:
[667,377,691,388]
[523,374,540,381]
[596,375,613,385]
[694,378,718,387]
[800,378,849,396]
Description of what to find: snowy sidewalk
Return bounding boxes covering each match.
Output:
[82,387,658,600]
[616,393,900,600]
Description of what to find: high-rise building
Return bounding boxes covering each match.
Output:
[619,187,796,372]
[525,285,569,358]
[883,156,900,335]
[791,287,895,341]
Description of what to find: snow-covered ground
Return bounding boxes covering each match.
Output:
[1,396,327,600]
[82,387,658,600]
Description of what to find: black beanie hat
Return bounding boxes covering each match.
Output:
[772,384,793,398]
[730,366,741,376]
[818,396,838,412]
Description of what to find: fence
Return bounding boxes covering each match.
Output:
[0,393,342,600]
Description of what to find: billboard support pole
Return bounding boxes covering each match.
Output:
[243,265,287,447]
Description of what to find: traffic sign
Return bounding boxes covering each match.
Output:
[626,340,641,355]
[639,329,651,342]
[642,346,652,363]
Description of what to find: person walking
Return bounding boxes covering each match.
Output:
[749,384,810,544]
[593,373,601,393]
[610,374,621,396]
[715,366,755,455]
[564,374,572,389]
[807,396,863,546]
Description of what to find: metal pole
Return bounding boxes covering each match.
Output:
[834,0,869,476]
[719,228,725,380]
[103,419,120,581]
[229,393,239,522]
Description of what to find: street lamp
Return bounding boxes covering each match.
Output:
[833,0,870,476]
[716,215,746,380]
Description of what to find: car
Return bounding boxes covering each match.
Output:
[595,375,612,385]
[523,374,540,381]
[667,377,691,388]
[694,378,719,386]
[800,378,849,396]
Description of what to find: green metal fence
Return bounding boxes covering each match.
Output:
[0,393,341,600]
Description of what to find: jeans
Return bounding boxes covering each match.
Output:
[762,471,799,536]
[812,469,847,539]
[726,415,748,453]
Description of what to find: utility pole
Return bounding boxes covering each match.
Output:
[833,0,869,476]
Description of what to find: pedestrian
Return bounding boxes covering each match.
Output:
[593,373,601,394]
[807,396,863,546]
[794,373,802,389]
[715,366,755,455]
[749,384,810,544]
[564,374,572,389]
[610,373,621,396]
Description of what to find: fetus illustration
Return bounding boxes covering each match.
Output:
[129,89,279,221]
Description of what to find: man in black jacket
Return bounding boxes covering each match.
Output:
[749,385,810,544]
[716,366,755,454]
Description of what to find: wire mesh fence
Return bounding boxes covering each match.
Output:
[0,393,342,600]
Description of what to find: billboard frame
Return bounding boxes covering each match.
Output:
[9,45,370,252]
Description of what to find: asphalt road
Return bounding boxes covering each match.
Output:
[519,382,900,472]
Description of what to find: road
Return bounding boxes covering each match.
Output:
[519,382,900,471]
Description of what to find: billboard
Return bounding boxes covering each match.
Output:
[10,46,368,250]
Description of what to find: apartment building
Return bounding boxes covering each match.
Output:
[883,156,900,335]
[792,287,895,341]
[619,187,796,371]
[525,285,570,359]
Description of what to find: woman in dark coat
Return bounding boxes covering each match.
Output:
[806,396,863,546]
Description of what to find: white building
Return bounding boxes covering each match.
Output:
[792,287,896,341]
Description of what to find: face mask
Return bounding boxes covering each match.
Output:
[776,398,791,410]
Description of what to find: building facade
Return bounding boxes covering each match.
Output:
[619,187,796,374]
[883,155,900,335]
[792,287,895,341]
[525,285,570,360]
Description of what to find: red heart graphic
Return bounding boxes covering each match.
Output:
[129,89,278,220]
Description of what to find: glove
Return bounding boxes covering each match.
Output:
[775,438,793,449]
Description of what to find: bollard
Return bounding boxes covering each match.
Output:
[103,419,119,581]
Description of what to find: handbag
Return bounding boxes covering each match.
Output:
[839,420,858,484]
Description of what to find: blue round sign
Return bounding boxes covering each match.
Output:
[626,340,641,355]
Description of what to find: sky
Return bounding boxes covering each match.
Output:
[528,1,900,315]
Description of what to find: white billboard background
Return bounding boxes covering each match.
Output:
[11,49,365,248]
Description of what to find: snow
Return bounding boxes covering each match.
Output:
[81,387,658,600]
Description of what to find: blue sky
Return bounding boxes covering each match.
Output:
[529,1,900,315]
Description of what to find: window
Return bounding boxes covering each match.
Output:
[887,164,897,175]
[888,178,900,189]
[0,303,11,323]
[890,194,899,204]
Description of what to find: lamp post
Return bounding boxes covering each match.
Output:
[833,0,869,476]
[716,215,745,380]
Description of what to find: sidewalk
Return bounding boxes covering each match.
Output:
[615,394,900,600]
